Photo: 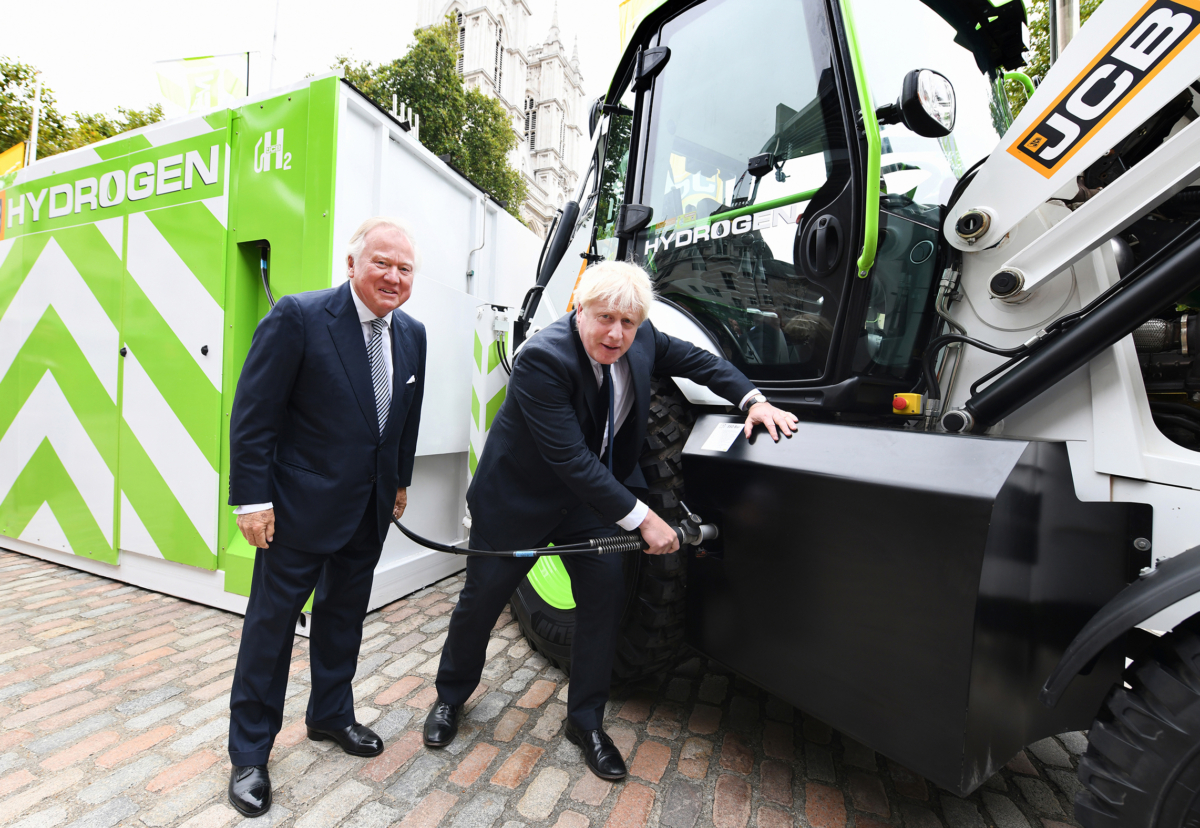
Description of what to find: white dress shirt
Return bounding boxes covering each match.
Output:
[586,354,760,532]
[234,283,394,516]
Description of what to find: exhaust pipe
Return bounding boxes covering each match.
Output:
[952,223,1200,432]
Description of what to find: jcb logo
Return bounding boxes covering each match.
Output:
[254,130,292,173]
[1009,0,1200,177]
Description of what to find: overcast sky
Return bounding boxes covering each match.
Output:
[2,0,619,119]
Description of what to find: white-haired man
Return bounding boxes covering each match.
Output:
[426,261,795,780]
[225,217,427,817]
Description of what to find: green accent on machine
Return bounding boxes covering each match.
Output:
[92,134,153,160]
[485,387,506,431]
[839,0,881,278]
[471,388,481,429]
[473,332,484,373]
[1004,71,1036,97]
[528,554,576,610]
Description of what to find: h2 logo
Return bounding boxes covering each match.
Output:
[254,130,292,173]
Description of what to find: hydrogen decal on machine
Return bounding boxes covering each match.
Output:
[1009,0,1200,177]
[254,130,292,173]
[643,202,802,256]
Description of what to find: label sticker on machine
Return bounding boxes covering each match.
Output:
[701,422,744,452]
[1007,0,1200,178]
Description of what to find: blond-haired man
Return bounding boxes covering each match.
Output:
[426,260,795,780]
[226,217,427,817]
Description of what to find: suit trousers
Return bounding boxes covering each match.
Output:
[435,510,624,731]
[228,496,383,766]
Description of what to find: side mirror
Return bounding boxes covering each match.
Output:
[876,69,955,138]
[588,96,604,139]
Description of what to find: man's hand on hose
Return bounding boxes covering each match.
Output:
[744,401,799,441]
[237,508,276,549]
[638,509,680,556]
[394,488,408,520]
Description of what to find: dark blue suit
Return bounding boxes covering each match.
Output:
[227,280,426,766]
[436,312,753,729]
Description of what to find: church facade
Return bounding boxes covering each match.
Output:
[416,0,588,238]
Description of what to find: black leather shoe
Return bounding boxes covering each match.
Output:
[228,765,271,818]
[565,720,628,781]
[306,723,384,757]
[423,699,461,747]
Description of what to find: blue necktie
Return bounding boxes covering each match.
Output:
[602,363,614,472]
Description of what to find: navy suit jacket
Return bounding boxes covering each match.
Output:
[228,280,427,554]
[467,312,755,549]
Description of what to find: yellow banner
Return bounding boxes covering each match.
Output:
[0,142,25,178]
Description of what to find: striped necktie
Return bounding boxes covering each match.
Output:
[602,363,614,473]
[368,317,390,435]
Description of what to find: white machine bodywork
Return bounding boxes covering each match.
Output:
[939,1,1200,629]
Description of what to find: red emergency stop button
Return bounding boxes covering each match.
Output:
[893,396,908,411]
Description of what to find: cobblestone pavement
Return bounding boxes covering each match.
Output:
[0,548,1091,828]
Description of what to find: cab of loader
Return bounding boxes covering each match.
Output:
[524,0,1028,416]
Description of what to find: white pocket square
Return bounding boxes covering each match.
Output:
[406,375,416,384]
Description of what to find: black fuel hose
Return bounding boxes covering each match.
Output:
[391,515,718,558]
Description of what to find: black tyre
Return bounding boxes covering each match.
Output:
[511,378,696,681]
[1076,617,1200,828]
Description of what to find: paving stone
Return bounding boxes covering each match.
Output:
[689,704,722,735]
[180,693,232,727]
[286,754,357,803]
[1044,768,1084,801]
[571,770,615,806]
[63,796,138,828]
[125,699,188,729]
[114,684,185,716]
[446,721,483,755]
[1007,751,1040,776]
[398,789,458,828]
[698,675,729,704]
[361,731,423,783]
[169,716,229,754]
[516,767,570,819]
[529,702,568,740]
[25,714,116,755]
[983,793,1032,828]
[1057,732,1088,755]
[941,796,987,828]
[661,779,704,828]
[849,771,890,817]
[0,752,22,774]
[294,779,372,828]
[608,725,637,760]
[761,759,793,806]
[491,742,545,788]
[494,708,529,742]
[0,681,36,701]
[482,658,511,682]
[421,616,451,633]
[648,703,683,739]
[666,678,692,702]
[450,791,508,828]
[140,774,225,826]
[469,692,513,722]
[374,708,414,740]
[714,773,752,828]
[983,774,1008,792]
[551,812,588,828]
[344,802,400,828]
[898,801,943,828]
[889,760,930,800]
[720,733,754,775]
[1015,777,1064,815]
[1028,738,1072,768]
[383,652,428,677]
[517,679,556,709]
[801,782,849,825]
[762,721,794,760]
[729,696,759,732]
[449,743,500,787]
[756,806,794,828]
[605,781,656,828]
[630,739,673,783]
[77,754,168,804]
[9,805,69,828]
[146,750,221,793]
[806,743,837,784]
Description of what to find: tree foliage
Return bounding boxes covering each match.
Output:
[333,15,527,219]
[1,56,164,161]
[1004,0,1106,118]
